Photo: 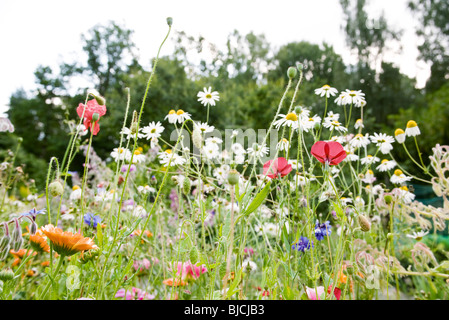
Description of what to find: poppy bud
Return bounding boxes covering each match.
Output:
[357,215,371,232]
[287,67,297,79]
[384,195,393,204]
[219,262,228,280]
[49,180,64,197]
[166,17,173,26]
[189,246,199,264]
[182,177,191,195]
[92,113,100,122]
[94,95,106,106]
[296,62,304,71]
[227,169,239,186]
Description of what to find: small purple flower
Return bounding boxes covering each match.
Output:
[292,236,313,252]
[169,188,179,213]
[315,220,331,241]
[84,213,101,228]
[22,208,46,221]
[121,164,136,173]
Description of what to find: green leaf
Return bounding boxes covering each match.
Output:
[242,181,271,216]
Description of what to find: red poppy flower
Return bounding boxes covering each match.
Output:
[328,285,341,300]
[76,99,107,135]
[263,157,292,179]
[311,141,346,165]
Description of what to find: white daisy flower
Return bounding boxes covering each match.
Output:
[405,120,420,137]
[231,142,246,155]
[69,186,82,201]
[354,196,365,207]
[370,133,395,154]
[395,129,406,144]
[345,152,359,162]
[111,147,132,162]
[127,149,146,164]
[247,143,269,159]
[360,155,380,165]
[195,122,215,133]
[354,119,364,130]
[397,186,415,204]
[273,112,299,129]
[330,135,346,144]
[314,84,338,98]
[361,169,376,184]
[120,127,145,140]
[205,136,223,145]
[137,185,156,194]
[406,230,429,241]
[158,149,186,167]
[323,119,348,133]
[390,169,412,185]
[376,159,396,172]
[197,87,220,107]
[142,121,164,140]
[340,197,353,205]
[335,89,366,107]
[164,109,191,124]
[288,159,302,170]
[350,133,370,149]
[202,143,220,160]
[277,138,290,151]
[325,111,340,122]
[76,124,88,136]
[242,259,258,273]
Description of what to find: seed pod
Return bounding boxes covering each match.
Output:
[91,112,100,122]
[94,95,106,106]
[357,215,371,232]
[166,17,173,26]
[384,195,393,204]
[287,67,297,79]
[227,169,239,186]
[49,180,64,197]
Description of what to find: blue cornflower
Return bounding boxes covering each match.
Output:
[315,220,331,241]
[292,236,313,252]
[84,213,102,228]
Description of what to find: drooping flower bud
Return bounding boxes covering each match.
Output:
[166,17,173,26]
[0,243,10,261]
[287,67,297,79]
[189,246,199,264]
[49,180,64,197]
[296,62,304,71]
[182,177,191,195]
[11,219,22,245]
[357,215,371,232]
[0,235,10,252]
[91,113,100,122]
[384,194,393,204]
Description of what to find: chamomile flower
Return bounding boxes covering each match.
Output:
[314,85,338,98]
[128,149,146,164]
[350,133,370,149]
[354,119,364,130]
[397,185,415,204]
[111,147,132,162]
[361,169,376,184]
[370,133,395,154]
[288,159,302,170]
[405,120,420,137]
[202,144,220,160]
[142,121,164,140]
[325,111,340,122]
[323,119,348,133]
[213,165,230,184]
[395,128,406,144]
[247,143,269,159]
[195,122,215,133]
[376,159,396,172]
[345,152,359,162]
[273,112,299,129]
[165,109,191,124]
[406,230,429,241]
[205,137,223,145]
[305,115,321,130]
[390,169,412,185]
[277,138,290,151]
[361,155,380,165]
[336,89,366,107]
[231,143,246,155]
[120,127,144,140]
[340,197,353,205]
[197,87,220,107]
[137,185,156,194]
[158,149,186,167]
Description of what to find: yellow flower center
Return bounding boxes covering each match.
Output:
[134,150,141,155]
[137,147,143,152]
[356,119,363,123]
[395,128,405,136]
[168,110,176,115]
[151,128,156,133]
[118,148,125,154]
[285,113,298,121]
[332,121,341,126]
[177,110,184,115]
[367,169,373,175]
[406,120,417,128]
[72,185,80,191]
[394,169,403,176]
[355,133,364,138]
[381,159,389,164]
[322,85,330,89]
[367,155,373,158]
[400,186,409,191]
[349,90,356,97]
[165,149,172,154]
[205,94,212,99]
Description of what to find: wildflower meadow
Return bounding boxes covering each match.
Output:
[1,12,449,303]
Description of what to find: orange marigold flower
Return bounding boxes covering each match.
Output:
[41,261,50,267]
[163,278,187,287]
[10,249,36,266]
[29,229,50,253]
[41,224,98,257]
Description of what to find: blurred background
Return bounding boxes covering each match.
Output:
[0,0,447,196]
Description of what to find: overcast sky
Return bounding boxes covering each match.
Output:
[0,0,430,116]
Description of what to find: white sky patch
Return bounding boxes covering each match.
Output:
[0,0,430,116]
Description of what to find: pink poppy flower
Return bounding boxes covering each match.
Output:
[263,157,292,179]
[76,99,107,135]
[306,286,325,300]
[115,287,155,300]
[168,260,207,281]
[311,141,346,165]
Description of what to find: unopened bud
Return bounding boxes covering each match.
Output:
[0,269,14,282]
[150,175,157,185]
[182,177,191,195]
[0,244,10,261]
[0,235,10,252]
[94,95,106,106]
[92,113,100,122]
[130,122,139,135]
[384,195,393,204]
[357,215,371,232]
[294,106,302,114]
[287,67,297,79]
[11,219,22,244]
[227,169,239,186]
[219,262,227,280]
[296,62,304,71]
[166,17,173,26]
[49,180,64,197]
[189,246,199,264]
